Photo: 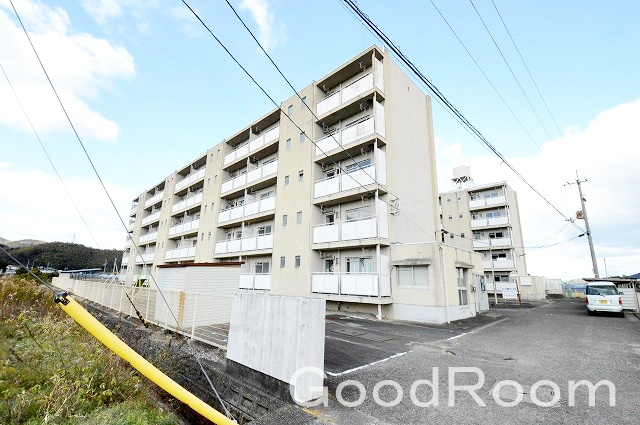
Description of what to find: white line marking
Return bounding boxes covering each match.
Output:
[446,332,468,341]
[326,352,407,377]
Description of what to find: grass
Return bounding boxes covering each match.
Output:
[0,275,182,424]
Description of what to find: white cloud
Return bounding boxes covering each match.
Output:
[239,0,285,50]
[0,0,134,140]
[436,99,640,279]
[0,162,133,249]
[81,0,122,25]
[80,0,159,30]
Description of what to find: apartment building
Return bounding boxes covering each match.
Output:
[121,46,485,323]
[440,167,527,295]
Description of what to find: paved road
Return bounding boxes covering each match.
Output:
[307,299,640,424]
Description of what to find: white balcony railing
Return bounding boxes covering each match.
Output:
[483,259,516,270]
[221,160,278,194]
[139,231,158,244]
[317,70,384,116]
[124,239,132,248]
[144,191,164,208]
[130,205,138,216]
[141,211,161,226]
[135,253,155,264]
[171,192,203,213]
[168,219,200,236]
[165,246,196,261]
[224,126,280,166]
[175,168,205,192]
[239,274,271,290]
[311,273,391,297]
[314,163,386,198]
[312,216,388,243]
[469,195,506,209]
[121,257,129,266]
[218,196,276,224]
[470,216,510,228]
[214,234,274,255]
[473,237,512,249]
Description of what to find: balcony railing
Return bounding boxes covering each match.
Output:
[312,215,388,243]
[317,70,384,116]
[144,191,164,208]
[139,231,158,244]
[314,160,387,199]
[221,160,278,194]
[483,259,516,270]
[121,257,129,266]
[175,168,205,192]
[239,274,271,290]
[311,273,391,297]
[473,237,512,249]
[168,219,200,236]
[218,196,275,224]
[470,216,509,228]
[124,239,132,248]
[214,234,274,255]
[172,192,203,214]
[130,205,138,216]
[141,211,161,226]
[135,253,155,264]
[469,195,506,209]
[224,126,279,166]
[165,246,196,261]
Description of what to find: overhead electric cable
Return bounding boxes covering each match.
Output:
[489,0,563,137]
[467,0,552,141]
[340,0,585,234]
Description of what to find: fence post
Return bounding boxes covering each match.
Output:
[119,285,124,313]
[191,293,198,339]
[145,286,151,322]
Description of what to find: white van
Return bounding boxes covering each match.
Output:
[585,281,624,317]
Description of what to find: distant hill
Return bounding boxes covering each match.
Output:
[0,240,122,272]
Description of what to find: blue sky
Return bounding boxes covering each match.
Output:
[1,0,638,280]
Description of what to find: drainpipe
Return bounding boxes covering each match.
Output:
[440,244,450,323]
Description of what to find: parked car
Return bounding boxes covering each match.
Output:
[585,281,624,317]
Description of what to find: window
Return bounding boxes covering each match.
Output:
[296,211,302,223]
[324,259,334,273]
[491,253,507,260]
[255,262,270,274]
[483,191,499,199]
[280,256,286,268]
[201,233,204,241]
[470,194,479,201]
[295,255,301,268]
[457,268,468,305]
[447,198,451,203]
[325,168,337,179]
[298,170,304,181]
[345,159,371,173]
[214,175,218,183]
[285,175,290,185]
[300,132,305,143]
[286,138,292,149]
[489,231,504,239]
[485,211,502,218]
[217,149,220,157]
[258,225,272,235]
[397,265,429,288]
[448,215,452,220]
[301,96,307,107]
[457,196,461,201]
[345,205,373,221]
[324,213,335,224]
[207,178,210,187]
[204,205,208,213]
[236,231,242,239]
[346,257,372,273]
[282,214,288,226]
[260,190,274,199]
[208,231,211,240]
[458,214,463,219]
[287,104,293,115]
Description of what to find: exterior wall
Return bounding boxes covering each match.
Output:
[518,275,546,301]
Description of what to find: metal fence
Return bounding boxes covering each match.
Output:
[54,278,229,349]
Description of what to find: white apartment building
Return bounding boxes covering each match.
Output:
[121,46,485,323]
[440,167,527,295]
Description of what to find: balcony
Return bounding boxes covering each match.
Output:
[317,71,384,116]
[214,234,274,255]
[224,126,279,167]
[314,161,386,200]
[470,216,509,228]
[139,231,158,244]
[218,196,275,225]
[312,215,388,245]
[469,195,506,209]
[124,239,132,248]
[165,246,196,261]
[141,211,160,226]
[239,274,271,290]
[221,160,278,195]
[175,168,205,193]
[121,256,129,266]
[473,237,512,249]
[144,191,164,208]
[168,219,200,236]
[311,273,391,297]
[135,253,155,264]
[130,205,138,216]
[483,259,516,270]
[172,192,203,214]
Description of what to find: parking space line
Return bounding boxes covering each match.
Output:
[326,352,407,377]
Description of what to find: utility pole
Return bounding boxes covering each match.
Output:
[566,172,599,278]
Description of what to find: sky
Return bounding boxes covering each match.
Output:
[0,0,638,280]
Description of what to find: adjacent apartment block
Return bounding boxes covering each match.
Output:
[439,166,527,295]
[121,46,485,323]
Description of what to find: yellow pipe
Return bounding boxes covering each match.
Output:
[55,294,235,425]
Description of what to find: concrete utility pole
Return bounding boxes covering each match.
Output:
[566,172,600,278]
